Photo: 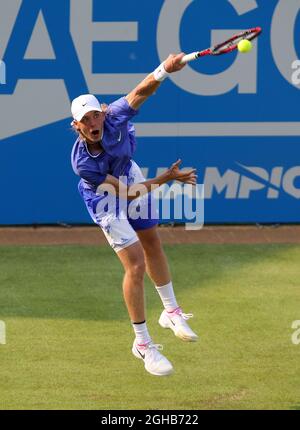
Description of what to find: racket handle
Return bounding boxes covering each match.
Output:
[180,52,199,64]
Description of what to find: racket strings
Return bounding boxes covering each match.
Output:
[212,30,260,55]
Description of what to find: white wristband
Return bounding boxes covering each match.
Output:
[153,62,170,82]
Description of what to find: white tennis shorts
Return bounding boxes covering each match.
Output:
[82,160,159,253]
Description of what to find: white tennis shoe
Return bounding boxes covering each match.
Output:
[132,339,174,376]
[159,307,198,342]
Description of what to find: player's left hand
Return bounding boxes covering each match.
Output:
[167,159,197,185]
[164,53,186,73]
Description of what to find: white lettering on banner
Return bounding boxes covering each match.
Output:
[203,168,240,199]
[70,0,143,95]
[146,165,300,200]
[238,169,268,199]
[0,1,71,139]
[202,166,300,199]
[227,0,259,15]
[24,11,56,59]
[268,167,283,199]
[0,0,300,139]
[283,167,300,198]
[157,0,258,95]
[271,0,300,87]
[0,0,22,59]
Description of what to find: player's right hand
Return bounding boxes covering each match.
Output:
[164,53,186,73]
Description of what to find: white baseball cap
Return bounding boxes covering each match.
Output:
[71,94,102,122]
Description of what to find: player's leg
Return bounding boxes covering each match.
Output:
[117,240,147,324]
[136,225,171,286]
[136,225,198,342]
[98,218,174,376]
[116,240,173,376]
[80,189,173,376]
[125,162,177,310]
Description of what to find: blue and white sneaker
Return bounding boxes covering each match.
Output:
[132,339,174,376]
[159,307,198,342]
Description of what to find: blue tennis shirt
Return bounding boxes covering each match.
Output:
[71,96,139,192]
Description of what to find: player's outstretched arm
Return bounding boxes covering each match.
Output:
[125,53,186,110]
[98,159,197,201]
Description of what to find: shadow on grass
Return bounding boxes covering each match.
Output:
[0,243,299,321]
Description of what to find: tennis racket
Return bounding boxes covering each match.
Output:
[180,27,262,63]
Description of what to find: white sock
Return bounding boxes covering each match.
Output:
[155,281,179,312]
[132,321,151,346]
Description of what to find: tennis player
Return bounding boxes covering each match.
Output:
[71,53,198,376]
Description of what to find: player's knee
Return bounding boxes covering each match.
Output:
[128,258,146,279]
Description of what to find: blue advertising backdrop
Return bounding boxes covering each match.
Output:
[0,0,300,224]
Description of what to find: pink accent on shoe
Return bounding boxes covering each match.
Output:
[167,307,182,315]
[137,342,151,350]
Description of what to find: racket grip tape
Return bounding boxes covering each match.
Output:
[180,52,199,63]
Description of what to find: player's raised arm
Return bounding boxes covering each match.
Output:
[125,53,186,110]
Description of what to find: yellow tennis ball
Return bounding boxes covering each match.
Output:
[238,39,252,53]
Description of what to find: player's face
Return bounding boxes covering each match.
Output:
[77,110,105,143]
